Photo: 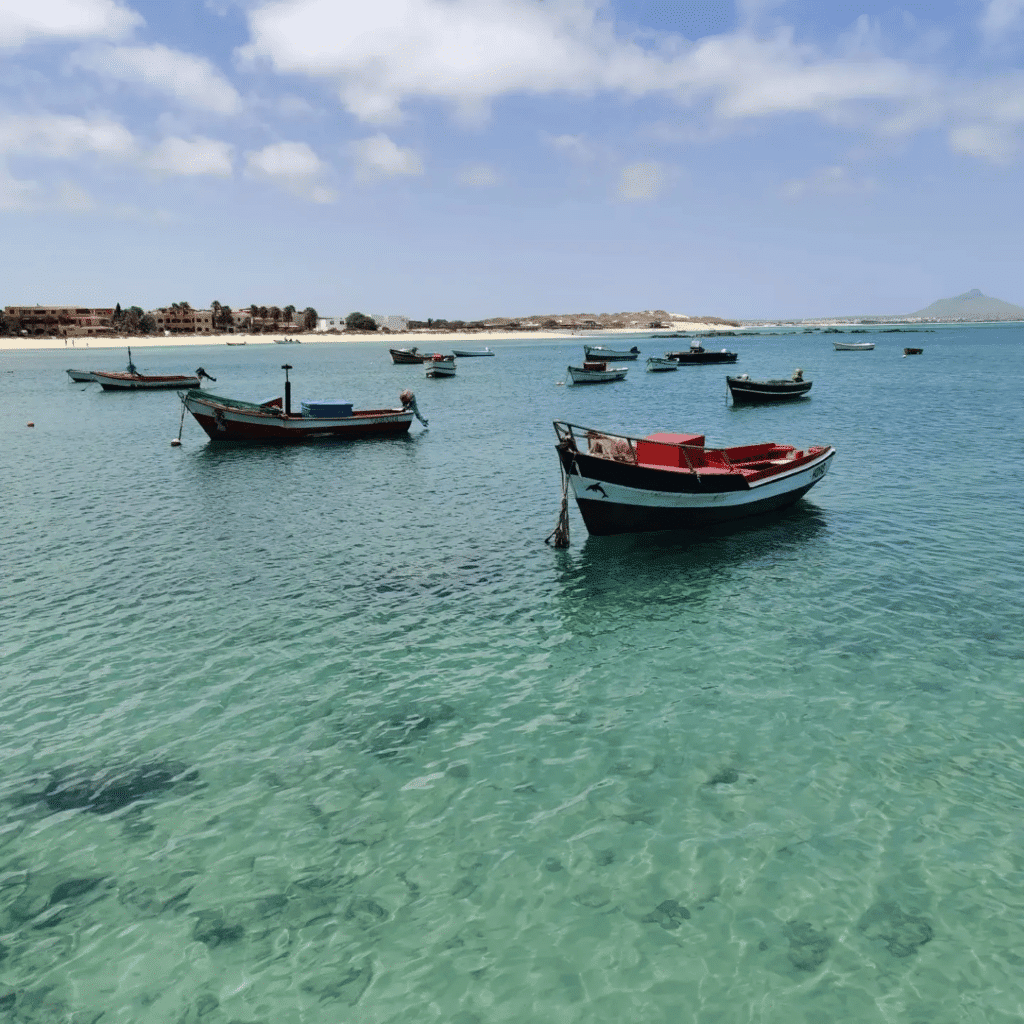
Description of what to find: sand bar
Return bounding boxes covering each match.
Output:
[2,321,735,354]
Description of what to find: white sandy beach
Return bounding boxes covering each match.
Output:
[1,321,735,353]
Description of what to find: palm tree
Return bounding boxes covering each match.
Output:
[303,307,318,331]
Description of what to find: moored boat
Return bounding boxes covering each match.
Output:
[179,366,427,443]
[424,353,456,377]
[903,347,923,356]
[274,337,300,344]
[646,357,679,372]
[553,421,835,536]
[390,346,429,364]
[66,369,95,382]
[584,344,641,360]
[567,361,628,384]
[726,370,812,403]
[833,340,874,351]
[451,347,495,357]
[665,342,738,364]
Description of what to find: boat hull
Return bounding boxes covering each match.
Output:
[93,371,201,390]
[425,357,456,377]
[584,346,640,360]
[390,348,428,364]
[646,358,678,372]
[665,350,738,364]
[903,347,923,356]
[567,365,628,383]
[726,378,812,403]
[451,348,494,357]
[833,342,874,351]
[182,392,413,443]
[66,369,95,382]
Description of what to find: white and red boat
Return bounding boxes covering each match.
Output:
[179,366,427,443]
[567,361,628,384]
[424,354,456,377]
[553,421,834,536]
[93,369,204,390]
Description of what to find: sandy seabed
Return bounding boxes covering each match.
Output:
[1,321,731,354]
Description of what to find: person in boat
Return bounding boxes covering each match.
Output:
[689,337,703,351]
[792,368,804,381]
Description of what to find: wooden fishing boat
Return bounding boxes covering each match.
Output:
[726,370,812,403]
[553,421,834,536]
[225,341,247,346]
[646,357,679,372]
[94,370,205,390]
[451,347,495,357]
[903,347,923,356]
[584,344,641,360]
[179,366,427,443]
[390,346,429,364]
[567,361,628,384]
[665,344,738,364]
[66,369,95,382]
[424,353,456,377]
[833,340,874,351]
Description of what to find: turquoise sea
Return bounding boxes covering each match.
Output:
[2,324,1023,1023]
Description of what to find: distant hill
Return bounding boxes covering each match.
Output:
[907,288,1024,321]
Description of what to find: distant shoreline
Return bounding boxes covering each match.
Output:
[0,320,736,354]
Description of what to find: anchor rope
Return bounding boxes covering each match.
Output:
[545,452,573,548]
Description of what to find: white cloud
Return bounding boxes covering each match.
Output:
[457,162,499,187]
[979,0,1024,40]
[147,137,234,177]
[949,124,1017,163]
[0,166,40,210]
[245,141,337,202]
[0,0,140,48]
[616,161,665,201]
[350,132,423,182]
[545,133,596,160]
[56,179,96,211]
[70,44,243,114]
[781,164,878,199]
[0,113,135,159]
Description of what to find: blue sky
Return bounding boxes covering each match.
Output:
[2,0,1023,320]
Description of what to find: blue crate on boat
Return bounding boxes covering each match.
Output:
[301,400,353,418]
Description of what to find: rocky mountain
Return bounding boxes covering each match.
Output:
[907,289,1024,321]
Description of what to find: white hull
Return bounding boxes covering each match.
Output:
[93,371,201,390]
[425,357,456,377]
[567,365,628,384]
[646,358,678,372]
[66,369,95,382]
[583,346,640,360]
[833,341,874,350]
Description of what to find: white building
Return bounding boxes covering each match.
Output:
[315,317,346,331]
[371,314,410,331]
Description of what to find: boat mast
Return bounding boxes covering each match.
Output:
[281,364,292,415]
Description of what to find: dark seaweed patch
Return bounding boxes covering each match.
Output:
[21,761,199,815]
[49,877,104,905]
[707,768,739,785]
[858,902,933,958]
[784,920,832,971]
[192,910,244,947]
[642,899,690,930]
[361,704,456,759]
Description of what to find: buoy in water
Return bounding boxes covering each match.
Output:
[171,438,181,447]
[27,422,34,427]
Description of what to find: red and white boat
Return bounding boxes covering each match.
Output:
[179,366,427,443]
[553,421,834,536]
[424,354,456,377]
[89,348,209,390]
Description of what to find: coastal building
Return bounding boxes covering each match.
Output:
[4,305,115,337]
[370,314,410,332]
[315,316,346,331]
[149,307,214,334]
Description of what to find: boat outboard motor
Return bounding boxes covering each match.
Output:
[195,367,216,382]
[400,389,429,426]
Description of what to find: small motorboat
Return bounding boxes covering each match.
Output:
[726,369,812,404]
[567,361,628,384]
[553,420,835,536]
[390,346,429,364]
[646,357,679,372]
[274,337,301,344]
[584,344,641,360]
[451,347,495,357]
[225,341,247,346]
[424,354,456,377]
[66,369,95,382]
[665,342,738,364]
[833,340,874,351]
[179,366,427,443]
[903,347,924,356]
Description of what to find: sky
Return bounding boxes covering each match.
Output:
[2,0,1024,320]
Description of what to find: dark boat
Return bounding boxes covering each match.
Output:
[583,344,641,360]
[90,348,212,391]
[553,420,834,536]
[903,347,923,356]
[179,365,427,443]
[390,346,429,364]
[726,370,812,404]
[665,343,738,364]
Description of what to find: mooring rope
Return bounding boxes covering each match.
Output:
[175,395,187,441]
[545,461,571,548]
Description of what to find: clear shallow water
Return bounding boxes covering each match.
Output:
[2,327,1023,1023]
